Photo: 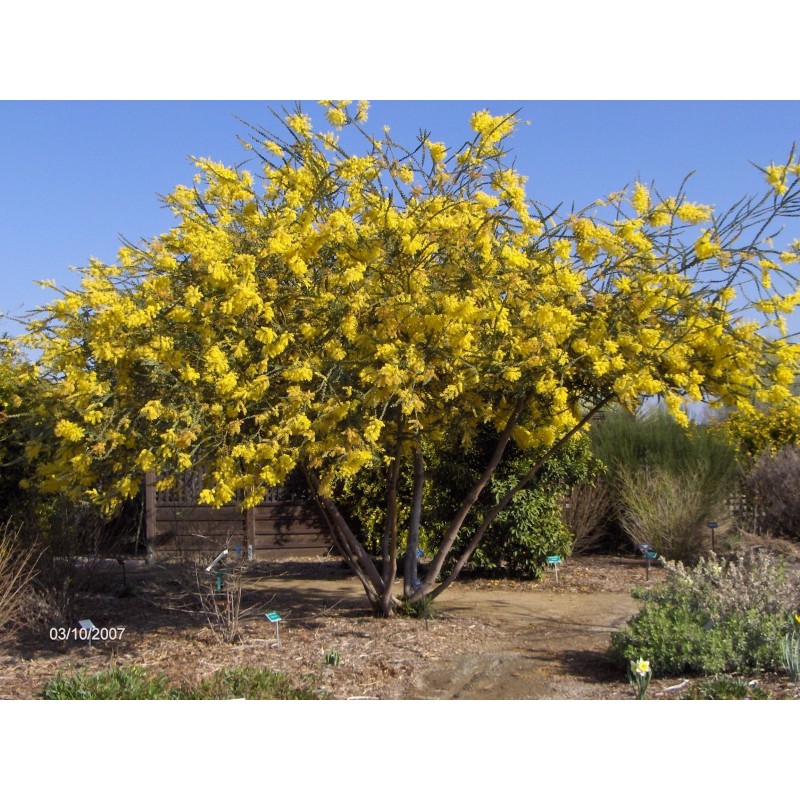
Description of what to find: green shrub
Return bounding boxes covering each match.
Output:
[466,476,572,577]
[426,432,600,578]
[610,551,798,676]
[43,665,318,699]
[335,426,601,579]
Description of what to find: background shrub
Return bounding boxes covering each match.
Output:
[610,550,799,675]
[559,478,613,555]
[589,408,740,559]
[0,520,39,643]
[739,445,800,540]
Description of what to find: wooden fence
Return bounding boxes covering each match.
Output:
[145,469,336,561]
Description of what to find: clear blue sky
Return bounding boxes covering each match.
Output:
[2,100,799,338]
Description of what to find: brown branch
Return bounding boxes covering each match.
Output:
[301,467,385,606]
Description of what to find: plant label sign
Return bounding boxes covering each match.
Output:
[266,611,283,646]
[546,555,561,584]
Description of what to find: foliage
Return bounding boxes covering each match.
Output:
[681,676,771,700]
[448,436,599,577]
[739,445,800,540]
[181,666,316,699]
[43,665,173,699]
[615,466,719,561]
[783,613,800,682]
[324,648,340,666]
[42,665,317,699]
[336,429,598,578]
[0,340,44,521]
[610,551,799,676]
[590,409,740,559]
[17,102,800,613]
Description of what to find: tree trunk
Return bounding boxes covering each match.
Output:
[380,452,402,617]
[302,467,385,610]
[403,444,425,599]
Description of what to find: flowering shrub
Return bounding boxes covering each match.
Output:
[610,551,799,675]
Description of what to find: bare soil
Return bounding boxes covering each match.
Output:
[2,554,798,700]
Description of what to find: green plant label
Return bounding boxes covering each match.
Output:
[646,551,657,559]
[266,612,282,623]
[546,555,561,564]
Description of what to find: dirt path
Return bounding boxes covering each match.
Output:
[415,590,640,699]
[225,556,650,699]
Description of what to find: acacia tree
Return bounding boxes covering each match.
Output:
[22,102,800,615]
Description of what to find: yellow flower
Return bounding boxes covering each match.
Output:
[633,658,651,675]
[631,182,650,215]
[428,141,447,162]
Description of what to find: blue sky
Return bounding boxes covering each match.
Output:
[2,100,799,338]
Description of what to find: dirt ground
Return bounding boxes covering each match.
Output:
[1,553,798,700]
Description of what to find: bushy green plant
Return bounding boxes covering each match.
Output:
[336,427,601,579]
[590,408,740,559]
[465,476,572,577]
[783,613,800,682]
[43,665,317,699]
[610,551,798,676]
[427,431,600,578]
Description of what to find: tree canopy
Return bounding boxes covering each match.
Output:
[17,101,800,613]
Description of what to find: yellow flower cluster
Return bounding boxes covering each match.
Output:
[20,104,800,515]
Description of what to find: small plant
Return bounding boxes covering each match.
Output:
[324,648,341,667]
[783,613,800,682]
[43,666,173,700]
[182,666,317,699]
[400,594,436,624]
[628,657,652,700]
[184,546,247,643]
[682,677,771,700]
[43,665,318,699]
